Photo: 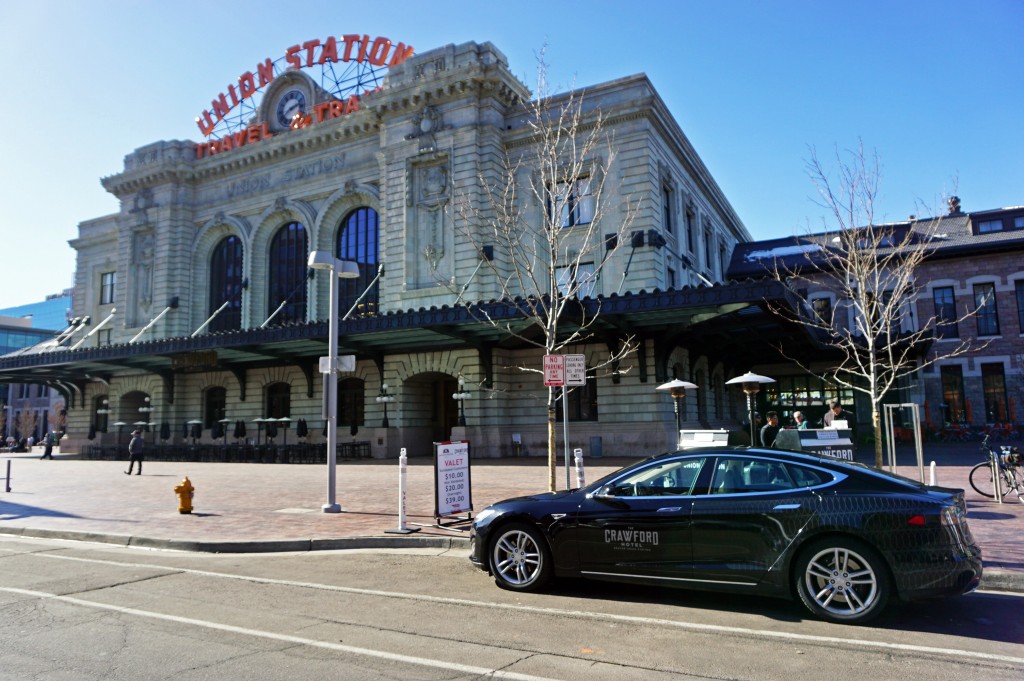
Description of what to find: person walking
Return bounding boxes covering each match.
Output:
[40,432,54,459]
[760,411,781,448]
[125,429,144,475]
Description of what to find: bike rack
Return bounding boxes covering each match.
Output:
[990,448,1004,504]
[883,403,925,482]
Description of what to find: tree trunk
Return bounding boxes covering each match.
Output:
[872,408,883,468]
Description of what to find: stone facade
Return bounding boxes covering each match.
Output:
[55,41,751,458]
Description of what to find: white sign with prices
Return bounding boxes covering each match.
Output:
[434,440,472,519]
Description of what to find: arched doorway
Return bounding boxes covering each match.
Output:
[402,372,459,455]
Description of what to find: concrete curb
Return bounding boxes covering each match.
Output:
[3,525,1019,594]
[0,527,471,555]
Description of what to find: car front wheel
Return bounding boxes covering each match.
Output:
[489,523,552,592]
[795,538,891,624]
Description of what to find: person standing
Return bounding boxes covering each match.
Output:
[760,411,781,448]
[40,432,54,459]
[793,411,810,430]
[125,430,144,475]
[823,400,855,428]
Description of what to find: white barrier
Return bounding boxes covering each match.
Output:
[384,448,419,534]
[574,447,585,488]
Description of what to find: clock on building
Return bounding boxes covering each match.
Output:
[275,89,307,128]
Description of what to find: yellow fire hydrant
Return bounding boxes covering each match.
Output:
[174,477,194,514]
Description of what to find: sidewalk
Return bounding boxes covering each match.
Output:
[1,442,1022,592]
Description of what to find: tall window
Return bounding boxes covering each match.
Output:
[556,262,596,299]
[336,208,380,317]
[556,381,598,422]
[265,383,290,419]
[981,363,1008,422]
[267,222,308,325]
[203,387,227,429]
[974,283,999,336]
[810,296,834,327]
[552,179,593,228]
[703,227,713,273]
[94,395,109,433]
[1016,280,1024,333]
[933,286,957,338]
[338,378,365,428]
[100,272,116,305]
[685,206,696,253]
[662,185,674,235]
[209,236,244,332]
[940,365,965,423]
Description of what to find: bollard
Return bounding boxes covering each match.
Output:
[929,461,936,486]
[4,460,10,493]
[574,447,586,488]
[385,448,419,534]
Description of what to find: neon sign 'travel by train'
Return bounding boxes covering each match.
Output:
[194,34,414,138]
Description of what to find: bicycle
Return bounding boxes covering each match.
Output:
[969,435,1024,503]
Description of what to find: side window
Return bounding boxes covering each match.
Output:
[786,464,831,488]
[605,458,705,497]
[709,457,833,494]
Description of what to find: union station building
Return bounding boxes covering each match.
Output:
[1,38,1020,457]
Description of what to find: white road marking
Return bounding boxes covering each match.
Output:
[0,586,559,681]
[20,550,1024,667]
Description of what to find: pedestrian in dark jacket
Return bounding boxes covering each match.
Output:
[125,430,144,475]
[40,432,54,459]
[760,411,781,448]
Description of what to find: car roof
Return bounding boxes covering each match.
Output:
[653,446,855,470]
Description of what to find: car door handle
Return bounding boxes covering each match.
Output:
[656,507,682,512]
[773,504,801,510]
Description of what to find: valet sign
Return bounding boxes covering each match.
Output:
[434,441,473,520]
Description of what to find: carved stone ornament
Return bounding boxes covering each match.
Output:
[406,106,447,141]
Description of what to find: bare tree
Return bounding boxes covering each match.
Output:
[447,54,642,490]
[48,399,67,434]
[16,402,38,442]
[767,142,981,467]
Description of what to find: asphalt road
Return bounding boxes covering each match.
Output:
[1,535,1021,680]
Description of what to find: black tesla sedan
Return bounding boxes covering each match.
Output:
[469,448,982,624]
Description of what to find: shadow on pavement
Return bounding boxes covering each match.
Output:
[0,501,82,521]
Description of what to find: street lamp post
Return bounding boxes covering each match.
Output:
[452,377,471,428]
[138,396,154,439]
[308,251,360,513]
[656,378,698,449]
[725,371,775,445]
[376,383,396,428]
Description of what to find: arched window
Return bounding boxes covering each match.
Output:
[209,236,243,332]
[336,207,379,316]
[265,382,290,419]
[203,387,227,429]
[338,378,365,429]
[267,222,308,325]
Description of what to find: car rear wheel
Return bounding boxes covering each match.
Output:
[795,538,890,624]
[489,523,552,592]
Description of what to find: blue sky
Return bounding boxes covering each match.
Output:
[1,0,1021,308]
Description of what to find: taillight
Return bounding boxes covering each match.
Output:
[907,514,926,526]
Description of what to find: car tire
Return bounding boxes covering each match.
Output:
[794,537,891,625]
[489,522,553,592]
